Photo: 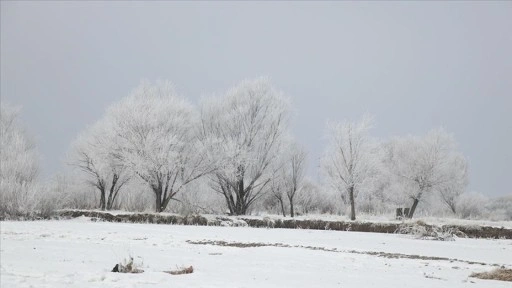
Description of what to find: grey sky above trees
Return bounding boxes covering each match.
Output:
[1,2,510,197]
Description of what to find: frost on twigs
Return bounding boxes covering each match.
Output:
[164,265,194,275]
[111,256,144,273]
[396,220,465,241]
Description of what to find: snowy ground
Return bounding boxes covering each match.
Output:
[1,218,511,288]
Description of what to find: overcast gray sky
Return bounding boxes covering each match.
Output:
[1,1,511,197]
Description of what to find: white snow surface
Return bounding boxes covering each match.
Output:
[1,219,511,288]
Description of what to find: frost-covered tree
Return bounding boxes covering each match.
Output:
[455,192,488,219]
[283,145,307,217]
[269,172,287,217]
[69,119,130,210]
[0,103,39,217]
[386,128,468,218]
[199,77,291,215]
[295,179,319,215]
[299,179,339,215]
[438,156,468,214]
[486,195,512,221]
[267,144,307,217]
[321,115,378,220]
[108,81,211,212]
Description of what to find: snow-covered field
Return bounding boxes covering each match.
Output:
[1,218,511,288]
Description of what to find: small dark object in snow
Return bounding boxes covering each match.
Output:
[111,258,144,273]
[396,208,403,220]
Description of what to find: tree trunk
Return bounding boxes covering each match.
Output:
[235,204,247,216]
[348,186,356,220]
[106,194,113,210]
[237,178,245,215]
[161,195,174,213]
[222,178,252,216]
[99,188,106,211]
[155,190,163,213]
[107,186,115,210]
[449,203,456,214]
[227,194,236,215]
[289,198,295,218]
[106,174,119,210]
[230,179,248,215]
[408,198,420,219]
[279,198,286,217]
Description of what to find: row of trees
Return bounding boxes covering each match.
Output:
[1,78,482,220]
[322,116,468,220]
[69,78,469,219]
[69,78,297,215]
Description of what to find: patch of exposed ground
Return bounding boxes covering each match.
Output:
[164,266,194,275]
[470,268,512,282]
[186,240,505,267]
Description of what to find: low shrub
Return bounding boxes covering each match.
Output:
[396,221,465,241]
